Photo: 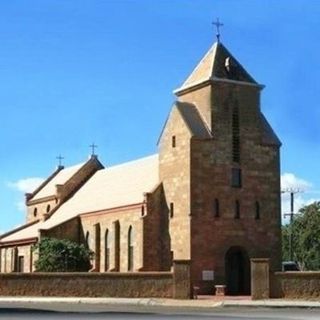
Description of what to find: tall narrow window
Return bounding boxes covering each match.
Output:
[85,231,90,248]
[33,208,37,217]
[46,205,51,213]
[232,105,240,163]
[114,221,120,271]
[214,199,220,217]
[255,201,260,220]
[128,226,134,271]
[105,229,110,271]
[170,202,174,218]
[235,200,240,219]
[172,136,176,148]
[94,224,101,272]
[231,168,242,188]
[18,256,24,273]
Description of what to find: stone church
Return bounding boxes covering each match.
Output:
[0,39,282,295]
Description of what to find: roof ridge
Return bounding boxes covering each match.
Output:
[104,154,158,171]
[181,43,216,87]
[27,166,64,201]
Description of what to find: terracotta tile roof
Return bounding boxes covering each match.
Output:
[1,154,159,243]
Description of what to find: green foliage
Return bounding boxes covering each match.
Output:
[282,201,320,270]
[33,237,93,272]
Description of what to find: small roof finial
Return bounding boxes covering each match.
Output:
[89,143,98,157]
[212,17,224,43]
[56,154,64,168]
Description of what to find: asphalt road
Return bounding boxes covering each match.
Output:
[0,307,319,320]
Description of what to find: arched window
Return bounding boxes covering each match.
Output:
[235,200,240,219]
[214,199,220,217]
[85,231,90,248]
[255,201,260,220]
[33,207,37,217]
[46,205,51,213]
[94,224,101,272]
[105,229,110,271]
[128,226,134,271]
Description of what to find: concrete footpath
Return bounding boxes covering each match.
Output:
[0,296,319,312]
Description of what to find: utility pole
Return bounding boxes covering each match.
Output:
[282,188,302,261]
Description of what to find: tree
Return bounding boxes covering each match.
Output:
[282,201,320,270]
[33,237,93,272]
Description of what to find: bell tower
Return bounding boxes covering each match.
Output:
[171,40,282,294]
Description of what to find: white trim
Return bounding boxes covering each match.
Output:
[174,77,264,95]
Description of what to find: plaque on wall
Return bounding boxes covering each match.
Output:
[202,270,214,281]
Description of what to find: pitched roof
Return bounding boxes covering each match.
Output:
[157,101,212,145]
[175,42,259,94]
[31,162,85,201]
[0,221,41,243]
[260,113,281,147]
[175,101,211,138]
[0,154,159,243]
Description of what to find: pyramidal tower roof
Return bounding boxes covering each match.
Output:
[175,42,261,95]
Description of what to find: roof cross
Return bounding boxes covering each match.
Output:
[90,143,98,156]
[212,18,224,43]
[56,154,64,167]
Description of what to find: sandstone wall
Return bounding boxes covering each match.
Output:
[0,261,191,299]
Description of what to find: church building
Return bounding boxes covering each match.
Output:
[0,39,282,295]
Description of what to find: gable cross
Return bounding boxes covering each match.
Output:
[56,154,64,167]
[90,143,98,156]
[212,18,224,43]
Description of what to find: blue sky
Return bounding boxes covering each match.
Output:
[1,0,319,233]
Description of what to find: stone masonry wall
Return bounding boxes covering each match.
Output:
[80,206,144,272]
[41,217,80,243]
[178,82,281,294]
[159,106,192,261]
[0,261,191,299]
[0,272,173,298]
[142,184,171,271]
[271,272,320,300]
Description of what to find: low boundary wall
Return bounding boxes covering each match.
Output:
[271,271,320,299]
[251,259,320,300]
[0,260,191,299]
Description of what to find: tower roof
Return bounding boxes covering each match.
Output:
[175,42,260,95]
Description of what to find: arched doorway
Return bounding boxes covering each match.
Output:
[225,246,250,295]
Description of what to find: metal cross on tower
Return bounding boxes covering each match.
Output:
[90,143,98,156]
[56,154,64,167]
[212,18,224,43]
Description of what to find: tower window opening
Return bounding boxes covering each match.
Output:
[214,199,220,217]
[172,136,176,148]
[231,168,242,188]
[255,201,260,220]
[232,105,240,163]
[235,200,240,219]
[170,202,174,218]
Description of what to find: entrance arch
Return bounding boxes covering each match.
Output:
[225,246,250,295]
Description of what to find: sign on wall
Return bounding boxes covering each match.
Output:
[202,270,214,281]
